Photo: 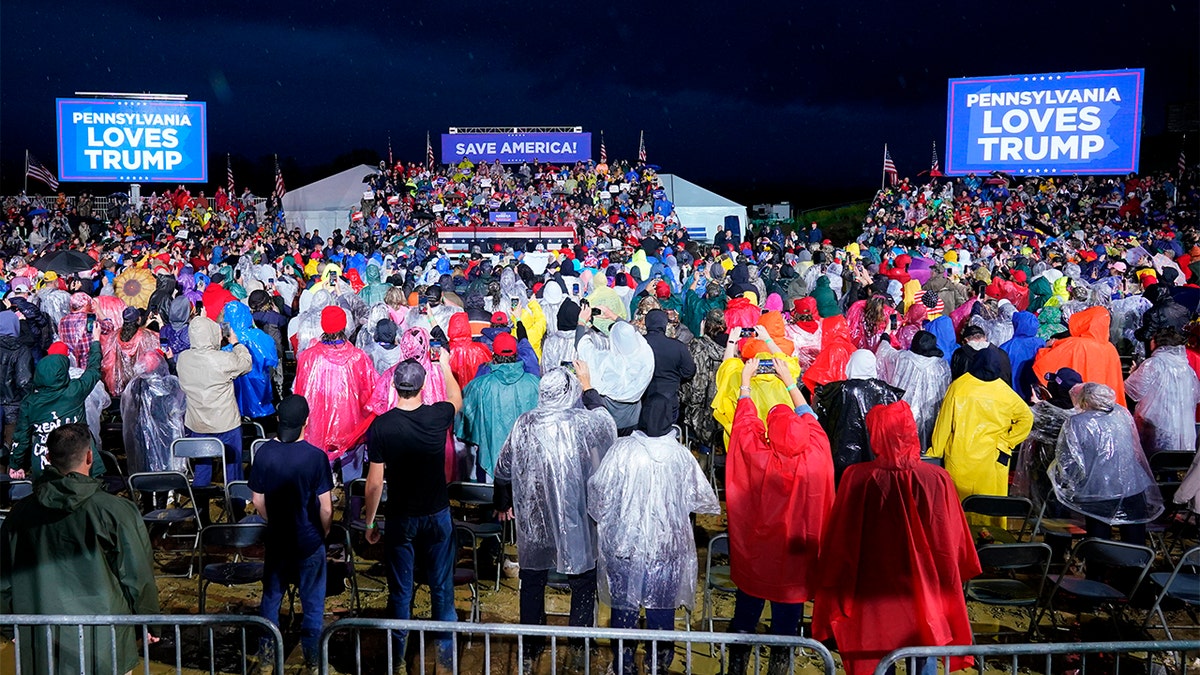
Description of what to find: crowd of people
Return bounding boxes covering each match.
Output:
[1,157,1199,675]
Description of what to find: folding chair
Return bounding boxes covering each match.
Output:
[225,480,264,523]
[1035,538,1156,637]
[447,481,505,589]
[962,495,1034,543]
[242,421,265,474]
[1031,488,1088,544]
[344,478,387,532]
[966,543,1052,639]
[1141,545,1200,640]
[326,523,361,615]
[702,533,738,639]
[128,471,203,577]
[0,479,33,515]
[1147,451,1197,564]
[249,438,271,469]
[171,437,231,519]
[98,449,127,496]
[197,522,267,612]
[708,446,727,499]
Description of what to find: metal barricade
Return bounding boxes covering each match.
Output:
[0,614,285,675]
[320,617,836,675]
[874,640,1200,675]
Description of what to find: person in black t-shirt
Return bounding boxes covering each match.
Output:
[249,394,333,671]
[363,357,463,671]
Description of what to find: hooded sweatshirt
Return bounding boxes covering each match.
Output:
[8,345,106,479]
[176,317,253,433]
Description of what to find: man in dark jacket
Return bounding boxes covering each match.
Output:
[0,309,34,453]
[642,309,695,424]
[951,324,1013,386]
[1,423,159,675]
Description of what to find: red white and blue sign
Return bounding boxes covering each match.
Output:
[57,98,208,182]
[442,132,591,164]
[945,69,1143,176]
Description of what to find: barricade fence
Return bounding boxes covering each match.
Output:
[873,640,1200,675]
[0,614,285,675]
[318,617,837,675]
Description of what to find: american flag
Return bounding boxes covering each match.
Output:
[930,141,940,175]
[599,131,607,164]
[1179,135,1187,177]
[883,145,898,186]
[426,131,435,171]
[273,155,286,201]
[638,130,646,163]
[226,154,234,194]
[26,151,58,191]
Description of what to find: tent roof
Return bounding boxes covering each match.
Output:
[658,174,744,209]
[282,164,376,213]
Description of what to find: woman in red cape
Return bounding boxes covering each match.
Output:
[812,400,980,675]
[726,356,835,673]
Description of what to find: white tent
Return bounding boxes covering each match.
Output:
[281,164,375,237]
[658,174,747,242]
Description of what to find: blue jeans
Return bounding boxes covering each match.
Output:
[728,590,805,636]
[186,427,244,487]
[610,607,675,674]
[260,545,326,663]
[385,507,457,665]
[886,657,938,675]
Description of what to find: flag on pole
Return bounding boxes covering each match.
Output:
[226,154,234,194]
[273,155,286,201]
[426,131,435,171]
[26,151,59,191]
[388,132,394,166]
[638,130,646,163]
[930,141,941,176]
[1179,135,1187,177]
[599,131,607,164]
[883,145,898,186]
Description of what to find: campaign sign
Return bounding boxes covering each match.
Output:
[442,132,591,164]
[489,211,519,223]
[57,98,208,182]
[945,69,1143,176]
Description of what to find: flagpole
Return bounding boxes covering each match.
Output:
[881,144,886,191]
[24,150,29,195]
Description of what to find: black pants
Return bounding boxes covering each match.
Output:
[518,567,596,654]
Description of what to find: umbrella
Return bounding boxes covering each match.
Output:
[412,211,436,221]
[109,192,128,199]
[27,208,48,216]
[32,250,96,275]
[362,174,378,183]
[114,267,155,309]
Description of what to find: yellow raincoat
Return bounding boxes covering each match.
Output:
[711,354,802,445]
[1042,277,1070,308]
[929,373,1032,503]
[515,298,547,359]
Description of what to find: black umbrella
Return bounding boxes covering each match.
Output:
[362,174,378,183]
[32,249,97,275]
[412,211,436,221]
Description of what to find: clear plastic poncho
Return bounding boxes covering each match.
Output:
[1012,402,1076,510]
[68,362,111,451]
[495,368,618,574]
[588,429,720,610]
[355,303,393,351]
[876,342,951,452]
[1124,345,1200,454]
[39,289,72,336]
[1049,384,1163,525]
[121,355,187,474]
[576,321,653,403]
[290,290,350,355]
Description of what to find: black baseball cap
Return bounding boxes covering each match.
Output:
[277,395,310,443]
[393,358,426,396]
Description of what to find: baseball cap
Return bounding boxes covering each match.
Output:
[392,358,427,396]
[493,332,517,356]
[47,342,69,357]
[276,394,310,443]
[490,311,508,326]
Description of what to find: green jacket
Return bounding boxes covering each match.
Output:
[9,341,106,479]
[457,361,540,477]
[682,286,727,337]
[1,467,159,675]
[812,276,841,317]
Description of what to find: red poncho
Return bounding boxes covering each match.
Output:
[201,282,237,321]
[446,313,491,388]
[812,401,980,675]
[292,340,378,459]
[802,316,854,395]
[727,398,834,603]
[986,277,1030,311]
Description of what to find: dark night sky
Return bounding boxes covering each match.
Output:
[2,0,1197,206]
